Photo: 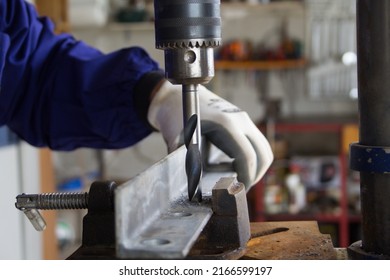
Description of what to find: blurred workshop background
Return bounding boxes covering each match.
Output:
[0,0,360,259]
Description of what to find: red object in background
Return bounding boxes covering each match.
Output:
[216,37,303,62]
[218,40,253,61]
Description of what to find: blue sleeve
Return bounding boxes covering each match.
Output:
[0,0,164,150]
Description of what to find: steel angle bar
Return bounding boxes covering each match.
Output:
[115,146,234,259]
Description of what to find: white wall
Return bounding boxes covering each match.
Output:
[0,143,42,259]
[0,145,24,259]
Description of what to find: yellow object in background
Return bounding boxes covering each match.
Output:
[342,124,359,155]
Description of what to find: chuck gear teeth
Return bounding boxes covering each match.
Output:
[156,39,221,49]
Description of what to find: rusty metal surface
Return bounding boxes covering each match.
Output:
[243,221,336,260]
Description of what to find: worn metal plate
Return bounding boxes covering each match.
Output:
[115,146,234,259]
[243,221,336,260]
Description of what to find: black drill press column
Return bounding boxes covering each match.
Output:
[349,0,390,259]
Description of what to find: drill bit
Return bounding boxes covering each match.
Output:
[184,114,202,202]
[183,85,202,202]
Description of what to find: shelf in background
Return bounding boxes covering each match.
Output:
[215,59,307,70]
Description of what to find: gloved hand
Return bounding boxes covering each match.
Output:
[147,80,274,189]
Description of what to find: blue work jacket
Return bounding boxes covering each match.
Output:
[0,0,163,150]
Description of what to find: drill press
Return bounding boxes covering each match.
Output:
[154,0,222,201]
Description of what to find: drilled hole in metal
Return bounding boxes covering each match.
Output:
[251,227,289,239]
[170,212,192,217]
[141,238,171,246]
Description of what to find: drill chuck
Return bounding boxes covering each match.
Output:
[154,0,221,85]
[154,0,221,49]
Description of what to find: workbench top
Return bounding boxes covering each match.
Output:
[244,221,337,260]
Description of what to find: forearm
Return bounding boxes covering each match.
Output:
[40,47,163,150]
[0,0,163,150]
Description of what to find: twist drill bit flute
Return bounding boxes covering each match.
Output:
[154,0,222,201]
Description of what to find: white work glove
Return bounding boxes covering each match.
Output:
[147,81,274,189]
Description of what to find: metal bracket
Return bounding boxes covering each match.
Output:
[115,146,247,259]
